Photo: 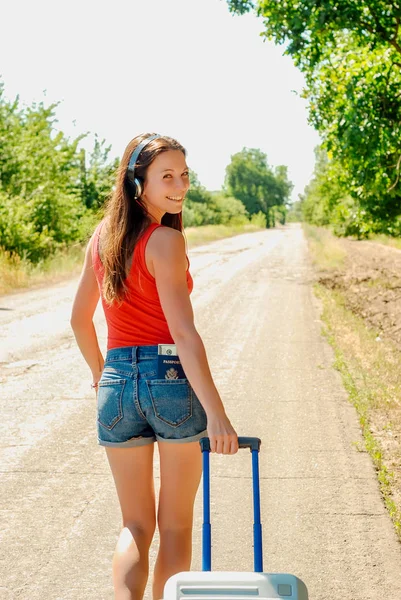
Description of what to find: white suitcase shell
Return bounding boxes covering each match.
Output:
[164,571,308,600]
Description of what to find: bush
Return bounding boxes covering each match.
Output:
[331,198,375,239]
[250,211,267,227]
[0,84,118,263]
[183,200,217,227]
[211,194,249,225]
[0,189,90,262]
[183,194,249,227]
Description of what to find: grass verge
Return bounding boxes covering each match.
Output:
[302,223,347,270]
[0,244,87,296]
[368,233,401,250]
[184,222,263,246]
[315,284,401,540]
[304,224,401,541]
[0,223,265,296]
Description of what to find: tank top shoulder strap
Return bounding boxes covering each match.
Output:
[91,219,106,267]
[92,220,168,271]
[139,222,164,246]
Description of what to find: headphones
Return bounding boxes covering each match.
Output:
[127,133,161,199]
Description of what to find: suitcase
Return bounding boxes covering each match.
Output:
[163,437,309,600]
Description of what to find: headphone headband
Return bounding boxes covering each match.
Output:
[127,134,161,175]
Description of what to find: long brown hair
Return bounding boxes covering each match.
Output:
[100,132,187,306]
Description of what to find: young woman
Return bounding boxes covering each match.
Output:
[70,132,238,600]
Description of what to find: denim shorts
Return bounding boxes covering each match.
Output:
[96,345,208,448]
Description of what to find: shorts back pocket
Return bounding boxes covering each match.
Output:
[97,379,126,430]
[146,379,192,427]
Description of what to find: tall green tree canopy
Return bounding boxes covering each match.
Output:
[306,39,401,221]
[227,0,401,68]
[226,0,401,232]
[0,82,118,261]
[224,147,293,225]
[79,137,119,210]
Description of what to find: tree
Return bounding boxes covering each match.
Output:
[301,146,346,227]
[0,82,118,261]
[186,170,213,204]
[226,0,401,232]
[227,0,401,70]
[209,193,249,225]
[224,148,293,226]
[79,136,119,210]
[299,33,401,221]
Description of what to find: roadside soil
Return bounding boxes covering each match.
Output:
[318,239,401,349]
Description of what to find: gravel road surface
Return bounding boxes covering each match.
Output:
[1,223,400,599]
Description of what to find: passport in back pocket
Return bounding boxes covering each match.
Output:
[157,344,186,379]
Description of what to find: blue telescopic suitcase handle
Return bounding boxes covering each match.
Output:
[199,437,263,573]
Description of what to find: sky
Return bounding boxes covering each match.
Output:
[1,0,321,202]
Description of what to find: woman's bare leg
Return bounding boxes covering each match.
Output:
[152,440,202,600]
[105,443,156,600]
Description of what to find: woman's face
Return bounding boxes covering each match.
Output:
[140,149,190,223]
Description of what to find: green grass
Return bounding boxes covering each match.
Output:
[0,244,86,296]
[315,284,401,539]
[184,223,264,246]
[303,220,401,541]
[302,223,347,270]
[368,233,401,250]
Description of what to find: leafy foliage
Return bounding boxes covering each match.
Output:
[304,37,401,223]
[226,0,401,234]
[228,0,401,70]
[79,137,119,210]
[0,83,117,261]
[184,173,250,227]
[184,168,266,227]
[224,147,293,226]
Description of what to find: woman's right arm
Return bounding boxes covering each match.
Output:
[149,227,238,455]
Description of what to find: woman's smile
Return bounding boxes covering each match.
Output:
[166,195,184,202]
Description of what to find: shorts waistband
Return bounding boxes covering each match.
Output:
[105,345,159,363]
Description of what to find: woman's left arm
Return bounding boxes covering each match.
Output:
[70,235,104,386]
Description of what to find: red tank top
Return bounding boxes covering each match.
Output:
[92,220,193,350]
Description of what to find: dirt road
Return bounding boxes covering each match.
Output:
[1,223,400,599]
